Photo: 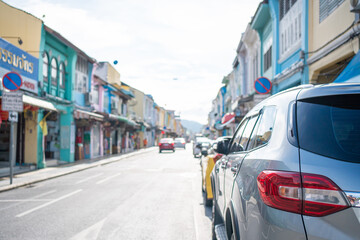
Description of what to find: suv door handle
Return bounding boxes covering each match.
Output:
[221,160,227,169]
[231,164,239,174]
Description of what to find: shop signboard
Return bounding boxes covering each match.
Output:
[0,38,39,94]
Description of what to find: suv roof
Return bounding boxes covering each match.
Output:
[297,83,360,100]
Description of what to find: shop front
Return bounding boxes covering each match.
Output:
[0,38,40,169]
[74,109,104,160]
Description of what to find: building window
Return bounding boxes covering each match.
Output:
[59,63,65,89]
[92,85,99,104]
[264,46,272,72]
[279,0,302,59]
[280,0,298,20]
[43,52,49,83]
[319,0,344,23]
[103,92,109,111]
[51,58,58,86]
[75,56,89,93]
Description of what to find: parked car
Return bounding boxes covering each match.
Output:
[193,137,211,158]
[174,137,186,149]
[211,83,360,240]
[158,138,175,153]
[200,136,231,206]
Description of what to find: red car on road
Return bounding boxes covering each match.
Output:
[159,138,175,153]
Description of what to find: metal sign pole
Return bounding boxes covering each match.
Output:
[9,121,17,184]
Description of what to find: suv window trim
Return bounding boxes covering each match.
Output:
[247,106,277,152]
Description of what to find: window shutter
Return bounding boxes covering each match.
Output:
[319,0,345,23]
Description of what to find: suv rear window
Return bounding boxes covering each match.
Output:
[297,94,360,163]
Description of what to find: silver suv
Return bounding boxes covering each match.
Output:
[211,83,360,240]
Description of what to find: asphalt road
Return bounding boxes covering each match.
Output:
[0,145,212,240]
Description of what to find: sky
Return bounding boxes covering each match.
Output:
[5,0,261,124]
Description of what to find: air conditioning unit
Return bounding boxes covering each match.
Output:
[350,0,360,12]
[85,92,93,105]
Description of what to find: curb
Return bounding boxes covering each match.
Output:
[0,147,156,193]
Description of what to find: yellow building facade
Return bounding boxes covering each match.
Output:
[0,2,42,58]
[308,0,359,84]
[0,2,43,166]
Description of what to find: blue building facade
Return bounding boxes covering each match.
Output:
[268,0,309,93]
[251,2,274,81]
[38,25,77,168]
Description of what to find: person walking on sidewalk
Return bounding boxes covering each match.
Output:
[143,138,148,148]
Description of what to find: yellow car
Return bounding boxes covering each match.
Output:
[200,136,232,206]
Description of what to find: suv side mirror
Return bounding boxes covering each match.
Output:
[201,148,208,156]
[215,139,230,155]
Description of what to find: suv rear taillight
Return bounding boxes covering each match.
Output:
[257,171,349,217]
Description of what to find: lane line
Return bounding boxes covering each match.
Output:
[0,199,52,202]
[16,189,83,218]
[76,173,104,184]
[0,190,57,212]
[33,190,57,198]
[96,173,122,185]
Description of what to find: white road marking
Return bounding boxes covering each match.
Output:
[76,173,104,184]
[96,173,122,185]
[0,199,52,202]
[33,190,57,198]
[0,190,57,212]
[69,217,107,240]
[16,189,83,218]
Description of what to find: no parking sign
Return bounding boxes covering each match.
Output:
[254,77,272,95]
[2,72,23,91]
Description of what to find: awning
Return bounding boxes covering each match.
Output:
[74,109,104,120]
[23,95,58,112]
[126,119,140,127]
[121,89,134,98]
[143,122,151,129]
[334,51,360,83]
[108,113,128,123]
[221,113,235,124]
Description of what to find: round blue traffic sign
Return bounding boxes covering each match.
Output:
[2,72,22,91]
[254,77,272,95]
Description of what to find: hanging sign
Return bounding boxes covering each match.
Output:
[254,77,272,95]
[2,92,23,112]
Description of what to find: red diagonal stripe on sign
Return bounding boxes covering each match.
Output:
[4,75,20,89]
[256,79,269,92]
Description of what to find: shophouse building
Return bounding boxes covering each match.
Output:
[38,26,79,167]
[308,0,359,84]
[93,62,136,154]
[73,52,101,161]
[251,1,274,91]
[233,23,261,121]
[269,0,309,93]
[0,1,43,169]
[144,94,155,147]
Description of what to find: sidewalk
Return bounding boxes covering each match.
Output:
[0,147,155,193]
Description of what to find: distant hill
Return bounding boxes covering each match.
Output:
[181,119,204,133]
